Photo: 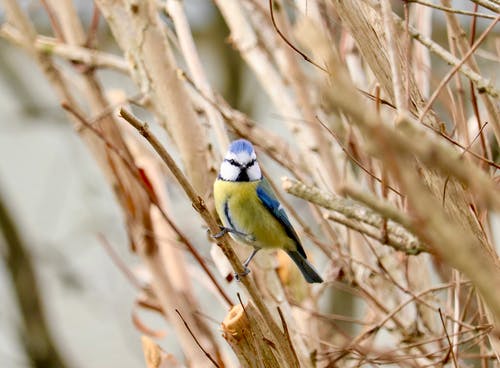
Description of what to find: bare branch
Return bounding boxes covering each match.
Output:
[282,177,425,255]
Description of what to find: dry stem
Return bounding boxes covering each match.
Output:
[282,177,425,255]
[119,108,302,368]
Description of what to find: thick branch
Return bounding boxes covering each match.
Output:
[2,24,125,72]
[282,177,425,255]
[322,53,500,324]
[96,0,211,193]
[222,304,282,368]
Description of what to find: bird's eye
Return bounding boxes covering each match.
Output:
[245,159,256,169]
[228,159,240,167]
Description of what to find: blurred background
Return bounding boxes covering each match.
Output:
[0,2,281,366]
[0,1,498,367]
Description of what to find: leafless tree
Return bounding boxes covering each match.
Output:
[1,0,499,367]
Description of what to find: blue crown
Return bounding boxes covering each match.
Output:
[229,139,254,154]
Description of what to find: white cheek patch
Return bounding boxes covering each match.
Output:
[219,160,240,181]
[247,162,262,181]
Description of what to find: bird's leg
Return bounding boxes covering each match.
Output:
[243,248,259,269]
[211,226,230,239]
[212,226,255,242]
[235,248,260,281]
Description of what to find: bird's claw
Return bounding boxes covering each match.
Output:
[211,227,255,242]
[234,267,251,281]
[211,226,228,239]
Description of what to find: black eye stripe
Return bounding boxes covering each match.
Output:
[245,159,256,169]
[224,158,256,169]
[225,158,241,167]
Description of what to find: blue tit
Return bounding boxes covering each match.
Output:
[213,139,323,283]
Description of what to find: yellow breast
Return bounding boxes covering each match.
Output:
[213,179,295,250]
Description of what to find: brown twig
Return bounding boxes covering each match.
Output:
[0,26,130,72]
[268,0,328,73]
[407,0,497,19]
[381,0,405,111]
[62,102,234,307]
[442,121,490,206]
[427,123,500,170]
[98,233,144,290]
[84,3,100,49]
[283,177,425,255]
[468,3,489,168]
[175,309,221,368]
[277,307,299,364]
[382,10,500,99]
[316,117,403,197]
[439,308,459,367]
[39,0,65,41]
[119,107,302,367]
[419,15,500,122]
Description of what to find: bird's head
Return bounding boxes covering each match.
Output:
[219,139,262,182]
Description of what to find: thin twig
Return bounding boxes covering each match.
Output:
[381,0,405,111]
[62,103,234,307]
[371,324,490,358]
[469,0,500,13]
[419,15,500,122]
[84,3,100,48]
[268,0,328,73]
[468,3,489,167]
[442,121,490,206]
[40,0,65,41]
[175,309,221,368]
[439,308,459,368]
[316,117,403,197]
[407,0,497,19]
[98,233,144,290]
[277,307,299,364]
[393,16,499,98]
[166,0,229,152]
[119,107,301,366]
[427,122,499,170]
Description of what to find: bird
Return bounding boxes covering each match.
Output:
[213,139,323,283]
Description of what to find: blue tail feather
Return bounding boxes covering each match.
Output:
[287,251,323,284]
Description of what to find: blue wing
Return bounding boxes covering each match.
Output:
[256,179,307,258]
